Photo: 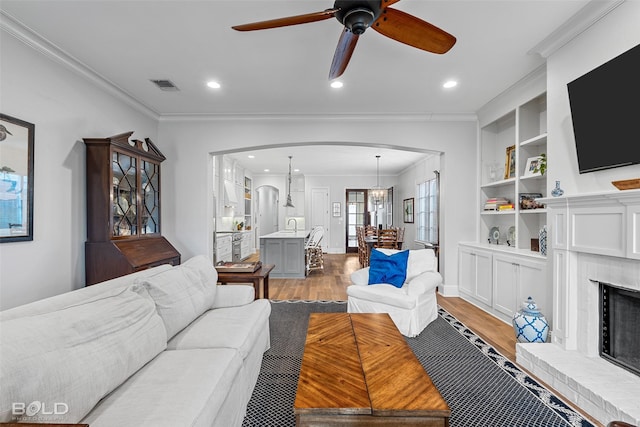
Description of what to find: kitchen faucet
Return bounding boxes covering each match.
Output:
[287,218,297,233]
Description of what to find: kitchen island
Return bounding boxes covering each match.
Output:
[259,230,309,278]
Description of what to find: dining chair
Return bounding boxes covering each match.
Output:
[376,228,398,250]
[305,226,324,274]
[356,226,369,267]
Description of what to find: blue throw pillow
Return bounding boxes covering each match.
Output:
[368,249,409,288]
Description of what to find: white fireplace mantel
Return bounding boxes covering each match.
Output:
[517,188,640,426]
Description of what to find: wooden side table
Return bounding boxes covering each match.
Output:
[216,264,275,299]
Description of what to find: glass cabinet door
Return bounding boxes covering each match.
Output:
[112,151,137,237]
[141,159,160,234]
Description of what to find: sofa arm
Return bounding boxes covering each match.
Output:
[350,267,370,286]
[212,285,255,308]
[405,271,443,297]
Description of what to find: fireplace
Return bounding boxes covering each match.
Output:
[515,189,640,426]
[600,282,640,377]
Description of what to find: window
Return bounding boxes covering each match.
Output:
[416,177,438,243]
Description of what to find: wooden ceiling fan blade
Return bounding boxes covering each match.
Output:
[372,8,456,54]
[329,29,359,80]
[232,8,338,31]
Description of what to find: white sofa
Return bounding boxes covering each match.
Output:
[0,255,270,427]
[347,248,442,337]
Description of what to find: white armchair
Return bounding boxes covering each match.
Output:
[347,248,442,337]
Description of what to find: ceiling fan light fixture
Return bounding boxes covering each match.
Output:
[207,81,221,89]
[443,80,458,89]
[330,80,344,88]
[341,7,375,34]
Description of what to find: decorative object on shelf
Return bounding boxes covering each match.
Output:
[524,156,544,177]
[533,153,547,176]
[0,113,35,243]
[512,297,549,343]
[488,226,500,244]
[507,226,516,246]
[519,193,544,210]
[487,162,504,183]
[531,238,540,252]
[283,155,295,208]
[611,178,640,191]
[539,225,547,256]
[551,180,564,197]
[403,198,414,223]
[504,145,516,179]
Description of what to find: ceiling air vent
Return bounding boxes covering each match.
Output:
[150,79,179,91]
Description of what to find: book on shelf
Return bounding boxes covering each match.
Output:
[483,197,511,210]
[497,204,515,211]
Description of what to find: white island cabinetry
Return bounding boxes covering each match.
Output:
[259,230,309,278]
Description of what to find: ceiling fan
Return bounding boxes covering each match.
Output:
[232,0,456,80]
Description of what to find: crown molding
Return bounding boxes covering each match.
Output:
[1,11,159,120]
[157,112,478,123]
[528,0,625,58]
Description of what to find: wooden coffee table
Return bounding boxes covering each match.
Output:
[294,313,450,426]
[216,264,275,299]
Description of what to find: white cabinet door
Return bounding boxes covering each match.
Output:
[516,256,548,318]
[458,247,475,296]
[493,255,518,319]
[493,253,548,323]
[458,246,493,309]
[475,250,493,305]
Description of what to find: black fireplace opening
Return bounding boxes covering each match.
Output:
[599,282,640,377]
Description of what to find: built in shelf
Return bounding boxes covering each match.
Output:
[520,132,547,147]
[520,208,547,214]
[481,210,516,215]
[481,178,516,189]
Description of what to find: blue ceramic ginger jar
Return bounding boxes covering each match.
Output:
[512,297,549,343]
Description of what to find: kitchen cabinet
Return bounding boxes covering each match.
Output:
[83,131,180,285]
[216,233,233,263]
[240,230,254,260]
[260,231,307,278]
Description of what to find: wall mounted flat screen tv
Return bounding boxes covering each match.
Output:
[567,44,640,174]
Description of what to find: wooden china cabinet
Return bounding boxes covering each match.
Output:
[83,131,180,285]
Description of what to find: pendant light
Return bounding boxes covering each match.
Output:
[283,155,295,208]
[370,155,386,203]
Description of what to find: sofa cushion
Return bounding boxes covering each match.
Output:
[0,285,167,423]
[368,249,409,288]
[166,299,271,359]
[137,259,217,339]
[81,348,242,427]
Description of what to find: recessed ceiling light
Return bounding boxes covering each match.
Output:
[264,169,270,172]
[443,80,458,89]
[207,81,221,89]
[247,155,255,159]
[330,81,344,89]
[294,168,300,172]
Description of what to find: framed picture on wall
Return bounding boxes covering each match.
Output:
[0,114,35,243]
[403,198,414,223]
[332,202,341,217]
[504,145,516,179]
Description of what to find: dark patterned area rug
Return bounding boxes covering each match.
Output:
[242,300,595,427]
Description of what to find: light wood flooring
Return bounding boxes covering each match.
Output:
[246,252,603,426]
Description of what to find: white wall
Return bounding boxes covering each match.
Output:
[546,1,640,195]
[0,34,158,310]
[159,118,477,294]
[394,154,442,250]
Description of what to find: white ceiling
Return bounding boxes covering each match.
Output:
[1,0,595,175]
